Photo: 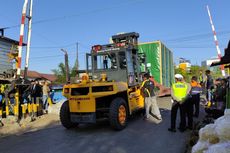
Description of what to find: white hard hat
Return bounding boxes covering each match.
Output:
[175,74,183,79]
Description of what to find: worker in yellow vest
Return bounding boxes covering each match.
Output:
[141,73,162,121]
[168,74,191,132]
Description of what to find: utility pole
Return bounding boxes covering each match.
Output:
[61,49,70,83]
[76,42,79,79]
[24,0,33,79]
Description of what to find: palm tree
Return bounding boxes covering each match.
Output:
[52,60,79,84]
[52,63,67,83]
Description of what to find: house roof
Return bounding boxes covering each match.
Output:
[0,36,26,46]
[40,73,57,82]
[21,70,57,82]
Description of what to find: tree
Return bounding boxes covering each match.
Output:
[52,60,79,84]
[70,59,79,78]
[190,65,200,77]
[52,63,66,83]
[174,67,189,82]
[175,65,205,82]
[210,66,222,79]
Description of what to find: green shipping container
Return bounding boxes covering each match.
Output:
[138,41,174,87]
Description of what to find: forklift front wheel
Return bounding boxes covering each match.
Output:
[109,97,128,130]
[60,101,78,129]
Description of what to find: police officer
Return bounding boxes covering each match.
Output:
[141,73,162,121]
[168,74,191,132]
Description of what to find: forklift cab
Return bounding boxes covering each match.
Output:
[86,32,146,87]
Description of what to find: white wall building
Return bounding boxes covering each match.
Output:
[201,57,220,70]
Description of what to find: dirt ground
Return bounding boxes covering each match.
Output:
[0,102,63,138]
[0,113,60,138]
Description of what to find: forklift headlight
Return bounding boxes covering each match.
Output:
[64,88,69,94]
[82,73,89,81]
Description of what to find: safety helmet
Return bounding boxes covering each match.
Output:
[175,74,183,79]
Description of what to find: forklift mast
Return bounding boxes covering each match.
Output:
[86,32,146,86]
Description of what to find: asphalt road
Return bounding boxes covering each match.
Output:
[0,97,191,153]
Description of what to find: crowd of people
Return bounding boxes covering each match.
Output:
[141,69,228,133]
[0,79,51,125]
[27,79,50,114]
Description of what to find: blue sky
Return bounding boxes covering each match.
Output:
[1,0,230,73]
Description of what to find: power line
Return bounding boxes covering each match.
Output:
[169,46,220,49]
[28,30,230,50]
[2,1,229,51]
[3,0,145,30]
[31,54,63,59]
[163,30,230,43]
[30,52,81,59]
[30,42,76,49]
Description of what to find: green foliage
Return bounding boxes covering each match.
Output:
[52,63,66,83]
[52,61,79,84]
[174,65,201,82]
[190,65,200,76]
[174,67,189,82]
[70,60,79,77]
[210,66,222,79]
[174,65,224,83]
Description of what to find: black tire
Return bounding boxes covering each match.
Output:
[60,101,78,129]
[109,97,128,130]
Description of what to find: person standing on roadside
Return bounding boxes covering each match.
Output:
[42,80,50,114]
[168,74,191,132]
[190,76,202,118]
[199,70,205,94]
[205,70,214,103]
[185,76,202,131]
[31,80,42,104]
[141,73,162,121]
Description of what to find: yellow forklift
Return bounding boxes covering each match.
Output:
[60,32,147,130]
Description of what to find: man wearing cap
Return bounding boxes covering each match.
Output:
[141,73,162,121]
[168,74,191,132]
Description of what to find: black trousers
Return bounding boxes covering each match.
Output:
[170,100,186,130]
[192,94,200,117]
[185,98,193,128]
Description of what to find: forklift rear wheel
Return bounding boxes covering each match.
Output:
[109,97,128,130]
[60,101,78,129]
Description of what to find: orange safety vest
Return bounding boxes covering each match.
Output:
[191,81,202,95]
